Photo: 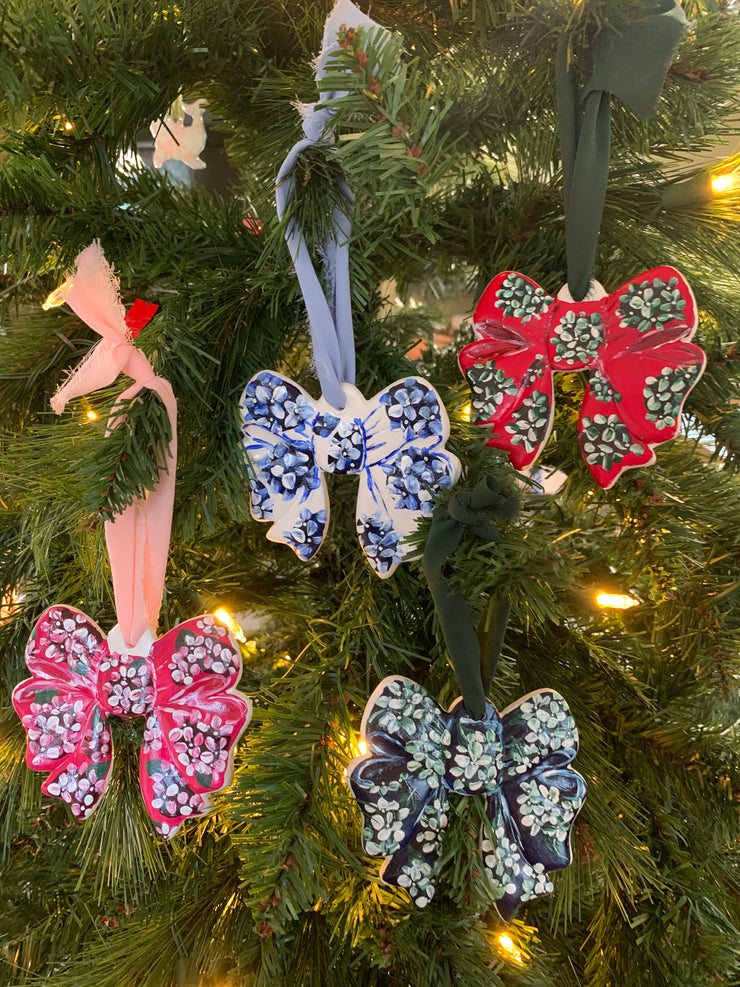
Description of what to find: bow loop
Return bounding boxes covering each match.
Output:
[348,676,585,917]
[12,605,252,837]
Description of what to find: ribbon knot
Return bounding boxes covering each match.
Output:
[459,266,706,489]
[13,605,251,837]
[348,676,585,917]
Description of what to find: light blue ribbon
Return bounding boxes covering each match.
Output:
[275,104,356,412]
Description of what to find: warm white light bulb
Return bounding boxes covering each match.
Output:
[497,933,524,964]
[596,592,639,610]
[214,608,246,642]
[42,279,73,310]
[711,173,736,194]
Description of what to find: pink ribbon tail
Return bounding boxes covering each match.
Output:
[50,241,177,647]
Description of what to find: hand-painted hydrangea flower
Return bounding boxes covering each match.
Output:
[551,310,603,365]
[255,439,319,499]
[356,514,403,575]
[384,448,455,514]
[494,274,553,322]
[284,509,327,561]
[348,676,585,920]
[617,276,686,333]
[380,379,444,439]
[242,372,315,432]
[579,413,645,471]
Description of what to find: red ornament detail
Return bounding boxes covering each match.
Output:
[458,267,706,489]
[12,605,251,837]
[124,299,159,338]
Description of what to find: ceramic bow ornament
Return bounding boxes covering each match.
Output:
[13,606,250,836]
[239,0,459,576]
[13,242,251,836]
[459,267,705,488]
[241,372,458,577]
[347,676,585,918]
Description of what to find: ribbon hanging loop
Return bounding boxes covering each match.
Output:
[50,241,177,649]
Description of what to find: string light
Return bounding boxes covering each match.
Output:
[64,120,74,131]
[596,592,638,610]
[214,608,246,642]
[85,410,98,421]
[497,933,524,965]
[711,173,737,194]
[462,403,472,421]
[358,740,368,756]
[42,279,73,310]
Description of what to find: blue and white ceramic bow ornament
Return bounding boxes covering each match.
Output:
[239,1,459,576]
[240,373,459,577]
[347,676,586,918]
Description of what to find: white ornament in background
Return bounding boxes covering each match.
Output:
[150,98,207,170]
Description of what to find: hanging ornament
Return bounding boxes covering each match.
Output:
[347,478,586,918]
[150,97,207,171]
[239,0,459,576]
[347,675,585,918]
[460,2,702,489]
[459,268,705,489]
[12,243,251,836]
[241,374,457,577]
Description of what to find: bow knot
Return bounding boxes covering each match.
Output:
[13,605,252,837]
[348,676,585,917]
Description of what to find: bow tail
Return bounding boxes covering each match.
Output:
[139,615,252,838]
[580,339,705,488]
[483,792,556,922]
[376,795,448,908]
[459,338,554,471]
[139,724,210,838]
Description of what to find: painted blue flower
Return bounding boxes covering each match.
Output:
[356,514,403,575]
[384,448,455,514]
[249,480,273,520]
[242,371,314,434]
[348,677,586,919]
[381,379,444,440]
[254,439,320,500]
[284,509,327,560]
[325,420,365,473]
[313,412,340,438]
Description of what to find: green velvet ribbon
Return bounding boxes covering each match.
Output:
[422,477,519,719]
[557,1,688,302]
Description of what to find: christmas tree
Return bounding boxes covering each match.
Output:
[1,1,739,985]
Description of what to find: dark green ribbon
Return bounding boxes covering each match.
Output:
[557,1,688,302]
[422,477,519,719]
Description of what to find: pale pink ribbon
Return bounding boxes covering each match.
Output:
[50,241,177,648]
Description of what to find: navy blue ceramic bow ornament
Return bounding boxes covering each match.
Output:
[347,676,586,918]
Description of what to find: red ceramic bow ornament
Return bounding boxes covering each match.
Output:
[13,606,250,836]
[459,267,706,488]
[13,242,251,835]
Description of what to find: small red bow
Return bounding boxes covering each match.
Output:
[459,267,706,488]
[12,605,251,837]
